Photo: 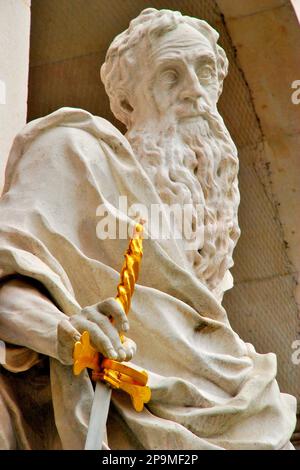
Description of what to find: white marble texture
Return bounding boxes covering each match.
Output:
[0,8,297,449]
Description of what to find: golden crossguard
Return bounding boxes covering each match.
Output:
[73,222,151,412]
[73,331,151,412]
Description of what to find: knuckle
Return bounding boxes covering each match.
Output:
[81,306,94,319]
[70,316,84,330]
[98,297,115,312]
[88,323,99,337]
[99,315,112,330]
[99,297,124,319]
[89,310,109,329]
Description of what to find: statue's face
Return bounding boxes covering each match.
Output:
[133,23,219,125]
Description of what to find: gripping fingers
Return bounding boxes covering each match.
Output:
[85,309,126,361]
[69,316,118,360]
[97,297,129,333]
[122,337,137,361]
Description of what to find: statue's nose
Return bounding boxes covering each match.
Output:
[179,68,203,101]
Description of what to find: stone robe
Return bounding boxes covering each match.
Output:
[0,108,296,449]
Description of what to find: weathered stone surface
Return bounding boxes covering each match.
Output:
[0,0,31,192]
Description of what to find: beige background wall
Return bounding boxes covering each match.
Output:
[0,0,31,193]
[216,0,300,397]
[27,0,300,423]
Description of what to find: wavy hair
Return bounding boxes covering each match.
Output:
[101,8,228,129]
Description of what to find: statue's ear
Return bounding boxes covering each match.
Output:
[113,93,134,129]
[216,45,229,99]
[119,97,133,113]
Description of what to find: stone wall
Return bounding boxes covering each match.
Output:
[0,0,31,193]
[217,0,300,411]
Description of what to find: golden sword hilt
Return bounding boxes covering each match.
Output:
[73,222,151,412]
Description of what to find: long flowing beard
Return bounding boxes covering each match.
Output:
[127,112,240,295]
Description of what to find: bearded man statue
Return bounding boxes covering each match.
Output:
[0,8,296,450]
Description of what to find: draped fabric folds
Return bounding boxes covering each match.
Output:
[0,108,296,449]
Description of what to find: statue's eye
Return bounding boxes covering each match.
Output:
[160,69,179,87]
[197,65,214,81]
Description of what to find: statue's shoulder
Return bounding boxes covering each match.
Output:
[22,107,129,150]
[4,108,132,193]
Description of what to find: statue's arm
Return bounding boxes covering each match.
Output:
[0,277,76,364]
[0,277,135,365]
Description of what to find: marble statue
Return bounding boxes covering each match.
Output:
[0,8,296,449]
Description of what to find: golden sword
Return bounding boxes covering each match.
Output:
[73,222,151,419]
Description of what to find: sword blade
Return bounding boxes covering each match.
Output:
[85,381,112,450]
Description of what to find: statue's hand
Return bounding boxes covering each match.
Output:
[57,298,136,365]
